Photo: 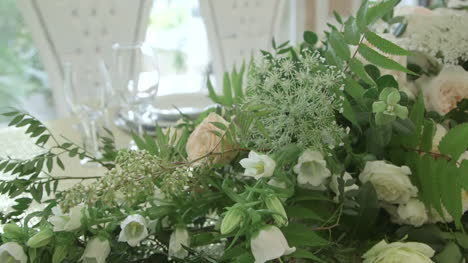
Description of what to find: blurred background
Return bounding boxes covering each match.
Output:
[0,0,422,126]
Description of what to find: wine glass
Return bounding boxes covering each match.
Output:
[63,59,110,164]
[111,42,160,136]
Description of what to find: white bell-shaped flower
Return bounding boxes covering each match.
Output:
[49,204,84,232]
[80,237,111,263]
[169,226,190,259]
[250,225,296,263]
[293,150,331,188]
[240,151,276,180]
[118,214,149,247]
[0,242,27,263]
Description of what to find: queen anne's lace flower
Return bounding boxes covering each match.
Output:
[245,50,344,152]
[398,11,468,64]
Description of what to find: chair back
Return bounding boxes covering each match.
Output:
[18,0,153,115]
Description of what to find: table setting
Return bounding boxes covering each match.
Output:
[1,1,468,262]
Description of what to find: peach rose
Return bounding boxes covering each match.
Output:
[423,66,468,115]
[186,112,237,165]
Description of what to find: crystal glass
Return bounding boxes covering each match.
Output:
[112,42,160,136]
[63,60,110,163]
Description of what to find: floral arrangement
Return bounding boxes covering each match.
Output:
[1,1,468,262]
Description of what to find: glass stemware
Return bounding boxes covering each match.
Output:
[111,42,160,136]
[63,60,110,164]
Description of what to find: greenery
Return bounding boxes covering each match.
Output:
[1,1,468,262]
[0,0,48,120]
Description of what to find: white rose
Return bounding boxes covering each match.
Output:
[186,112,237,165]
[363,240,435,263]
[48,204,84,232]
[250,225,296,263]
[394,6,433,17]
[240,151,276,180]
[423,65,468,115]
[329,172,359,202]
[447,0,468,8]
[80,237,111,263]
[293,150,331,189]
[397,199,428,227]
[168,226,190,259]
[359,161,417,204]
[118,214,149,247]
[0,242,27,263]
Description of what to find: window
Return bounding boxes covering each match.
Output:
[146,0,210,96]
[0,0,53,125]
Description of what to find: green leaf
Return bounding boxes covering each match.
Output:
[286,206,325,222]
[344,16,361,45]
[329,30,351,60]
[439,123,468,160]
[290,248,326,262]
[439,160,463,228]
[366,0,400,25]
[333,11,343,24]
[434,242,463,263]
[8,114,25,126]
[402,96,425,147]
[56,157,65,170]
[223,72,233,106]
[358,44,415,74]
[348,58,375,85]
[282,223,329,247]
[352,182,380,237]
[420,120,436,152]
[210,121,227,131]
[143,134,158,155]
[343,99,360,129]
[304,31,318,45]
[364,31,411,56]
[392,119,415,136]
[365,64,381,81]
[207,77,222,104]
[356,0,369,32]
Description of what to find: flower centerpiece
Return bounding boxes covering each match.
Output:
[1,0,468,262]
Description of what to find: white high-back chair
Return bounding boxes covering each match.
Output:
[200,0,287,89]
[18,0,153,116]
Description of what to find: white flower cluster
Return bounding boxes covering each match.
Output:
[397,8,468,64]
[245,50,345,152]
[60,150,161,210]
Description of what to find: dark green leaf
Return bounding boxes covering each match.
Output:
[358,44,415,74]
[329,30,351,60]
[364,31,411,56]
[366,0,400,25]
[349,58,375,85]
[304,31,318,45]
[344,16,361,45]
[439,123,468,160]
